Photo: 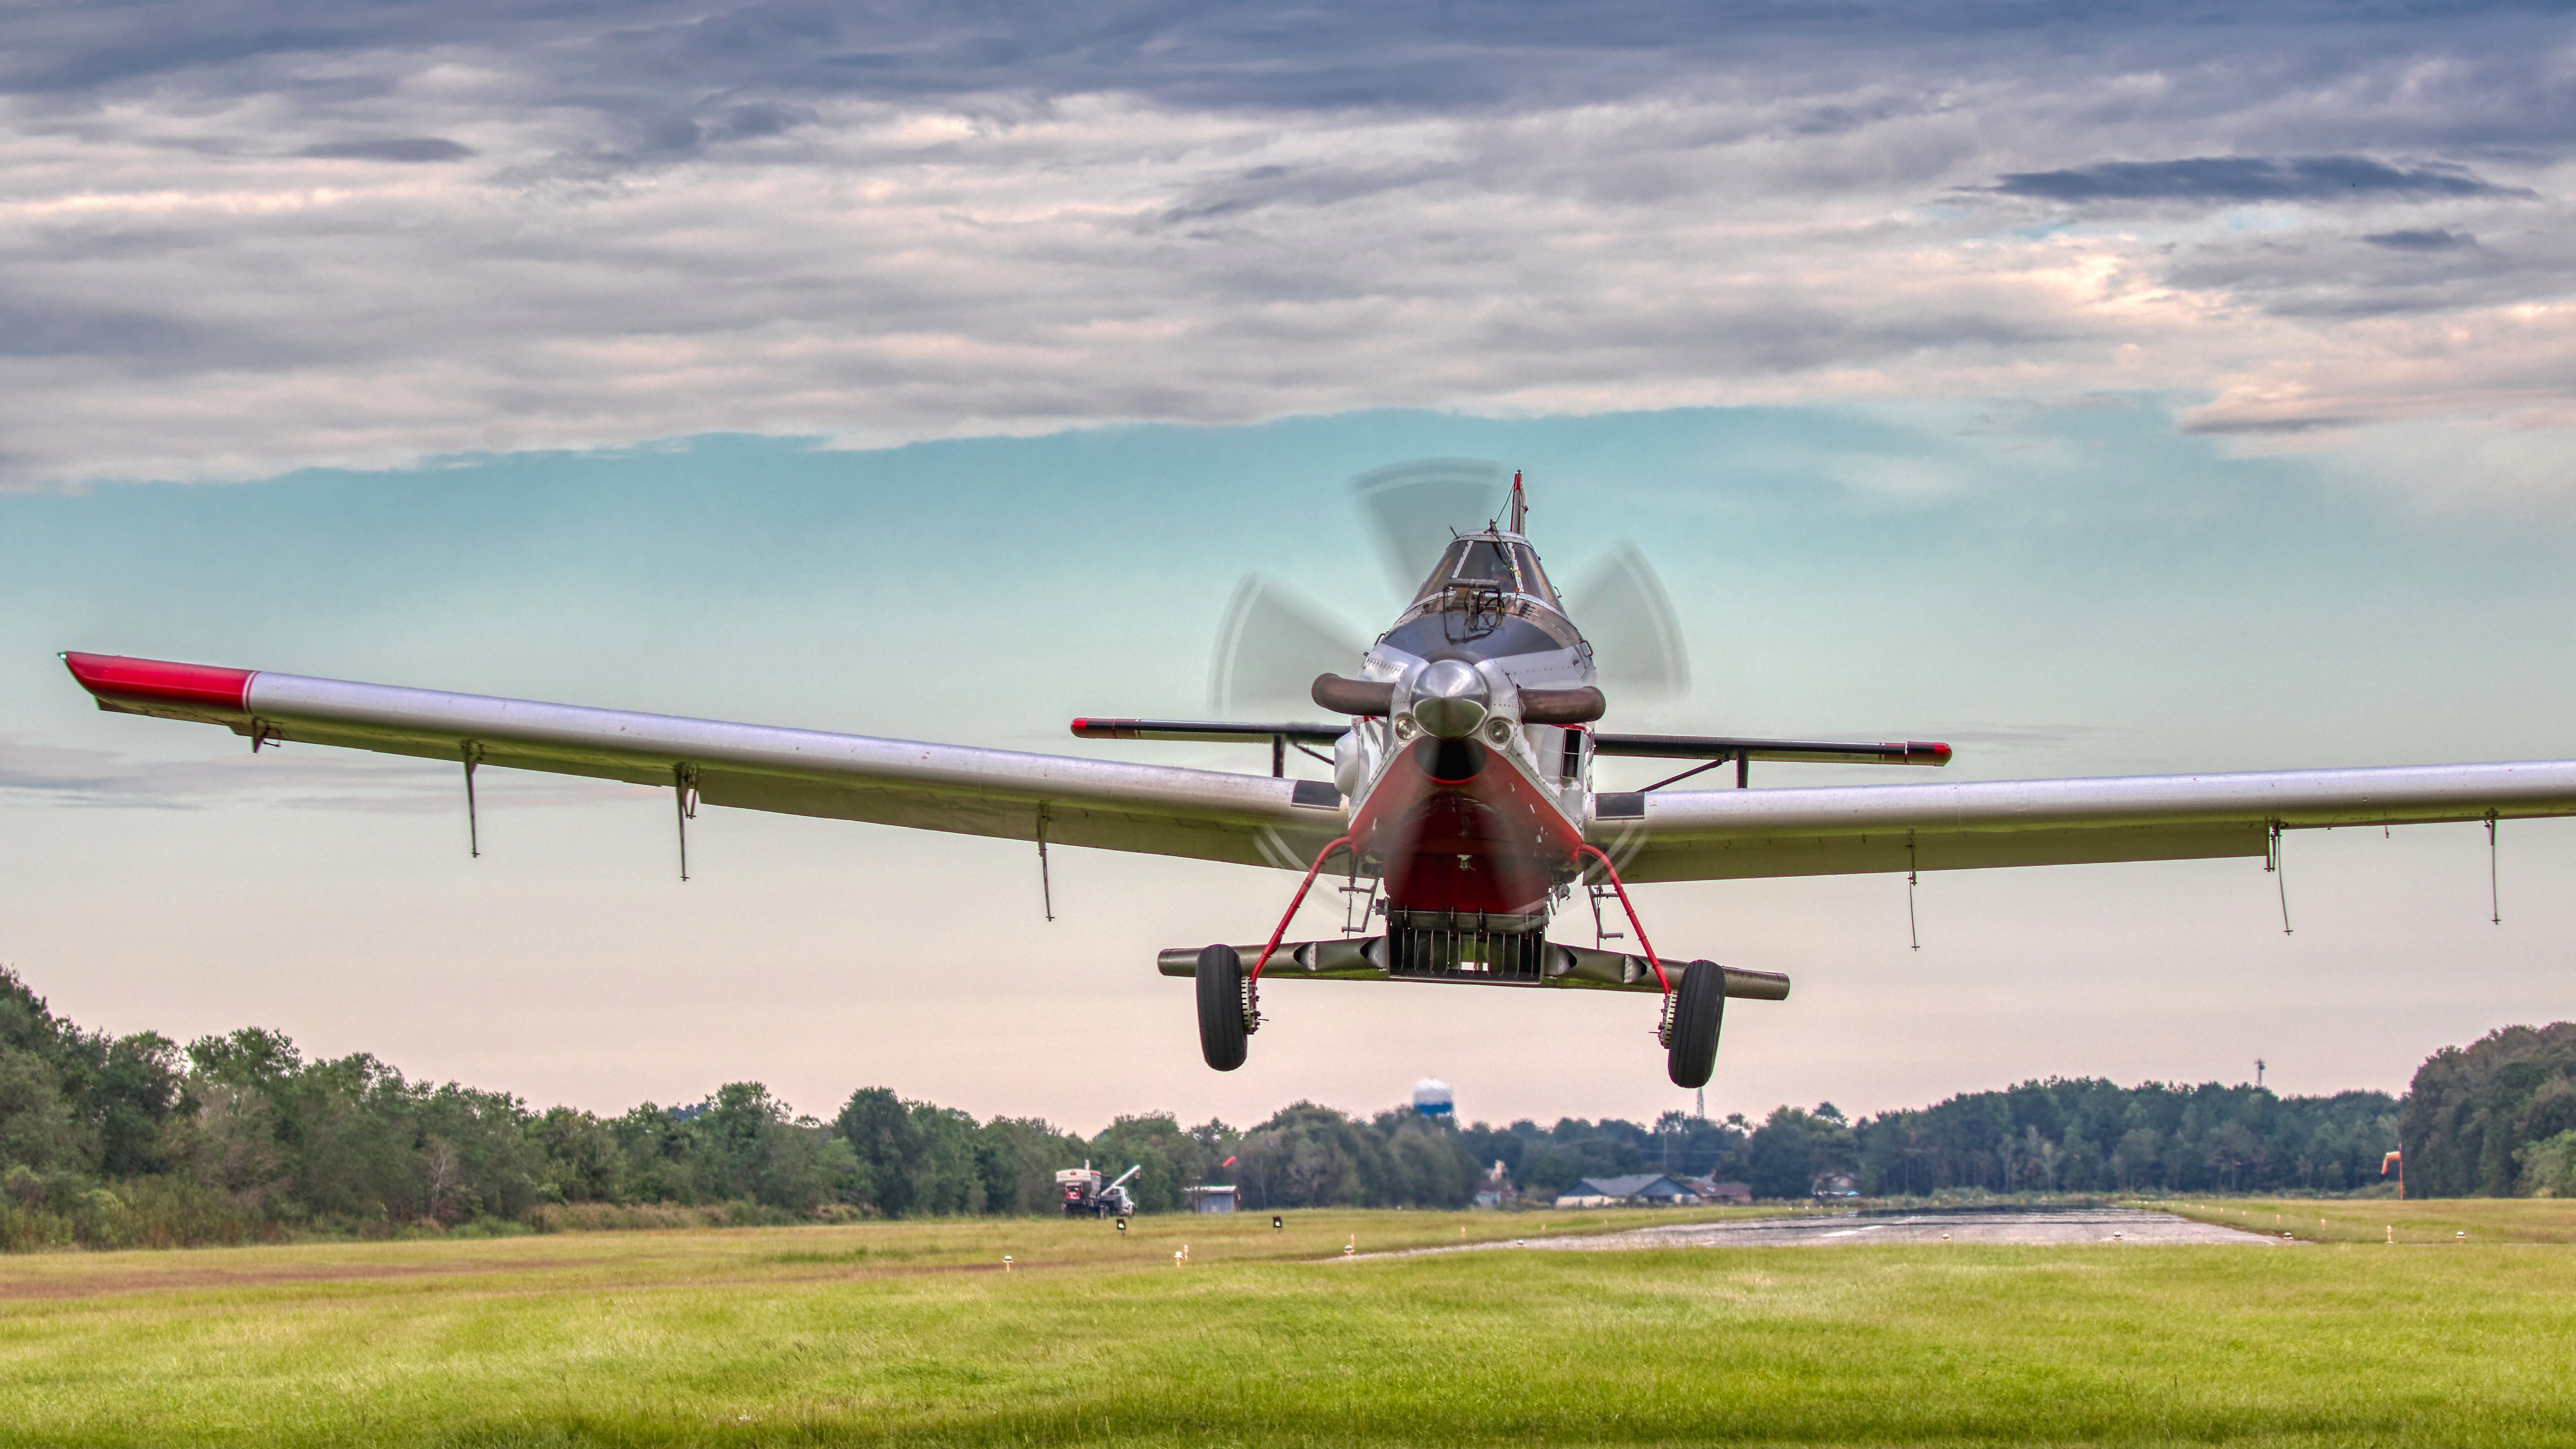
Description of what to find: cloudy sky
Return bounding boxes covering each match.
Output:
[4,1,2573,1133]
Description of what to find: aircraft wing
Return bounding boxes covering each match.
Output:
[61,654,1349,870]
[1591,762,2576,882]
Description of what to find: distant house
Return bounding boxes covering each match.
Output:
[1693,1180,1752,1205]
[1473,1161,1519,1209]
[1810,1173,1859,1200]
[1183,1185,1238,1214]
[1558,1173,1697,1207]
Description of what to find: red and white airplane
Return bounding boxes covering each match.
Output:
[61,470,2576,1086]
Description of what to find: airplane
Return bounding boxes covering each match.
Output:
[58,468,2576,1089]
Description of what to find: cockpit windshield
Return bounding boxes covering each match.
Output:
[1412,537,1561,608]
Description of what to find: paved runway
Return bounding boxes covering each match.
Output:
[1373,1206,2287,1258]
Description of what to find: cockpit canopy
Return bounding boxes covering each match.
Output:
[1412,535,1558,608]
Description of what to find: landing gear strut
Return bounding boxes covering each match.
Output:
[1196,944,1248,1071]
[1196,835,1352,1073]
[1664,959,1726,1088]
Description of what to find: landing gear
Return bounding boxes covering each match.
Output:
[1196,944,1248,1071]
[1665,959,1725,1088]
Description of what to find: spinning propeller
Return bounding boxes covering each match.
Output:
[1209,460,1690,718]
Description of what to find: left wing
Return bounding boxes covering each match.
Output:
[1593,761,2576,882]
[62,654,1348,870]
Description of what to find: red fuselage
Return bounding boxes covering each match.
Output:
[1352,736,1587,916]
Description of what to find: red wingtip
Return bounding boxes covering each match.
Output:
[1069,718,1093,737]
[61,652,255,712]
[1915,741,1954,765]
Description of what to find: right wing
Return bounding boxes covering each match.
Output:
[1593,761,2576,882]
[62,654,1349,870]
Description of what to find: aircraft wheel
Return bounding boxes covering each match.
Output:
[1197,944,1248,1071]
[1665,959,1725,1088]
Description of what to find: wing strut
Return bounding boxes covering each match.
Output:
[462,742,483,858]
[2488,811,2501,925]
[1906,833,1919,951]
[2266,822,2288,934]
[1038,804,1055,922]
[675,763,699,882]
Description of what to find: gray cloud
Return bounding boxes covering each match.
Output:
[2365,227,2477,251]
[0,1,2570,484]
[0,298,203,359]
[9,1,2576,146]
[298,137,475,162]
[1988,155,2530,204]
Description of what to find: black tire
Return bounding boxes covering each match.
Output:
[1665,959,1726,1088]
[1197,944,1248,1071]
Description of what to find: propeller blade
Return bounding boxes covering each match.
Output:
[1209,576,1372,716]
[1565,542,1690,702]
[1350,459,1508,598]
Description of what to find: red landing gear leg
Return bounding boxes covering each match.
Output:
[1195,835,1352,1071]
[1579,845,1725,1088]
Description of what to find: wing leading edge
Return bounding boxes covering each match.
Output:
[61,653,1349,870]
[1595,762,2576,882]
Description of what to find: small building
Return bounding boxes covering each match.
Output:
[1182,1185,1238,1214]
[1698,1180,1753,1205]
[1560,1173,1698,1207]
[1473,1160,1519,1209]
[1810,1173,1859,1200]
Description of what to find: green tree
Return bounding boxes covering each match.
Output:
[1235,1103,1390,1209]
[2403,1023,2576,1196]
[834,1087,918,1216]
[1372,1111,1479,1207]
[1748,1106,1855,1199]
[2518,1129,2576,1196]
[1087,1115,1208,1214]
[975,1116,1083,1215]
[529,1107,623,1203]
[905,1104,988,1216]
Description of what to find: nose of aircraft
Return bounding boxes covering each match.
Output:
[1410,659,1489,739]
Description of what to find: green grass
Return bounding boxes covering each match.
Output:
[2157,1195,2576,1245]
[3,1203,2573,1446]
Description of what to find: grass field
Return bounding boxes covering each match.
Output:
[2160,1195,2576,1245]
[3,1202,2573,1447]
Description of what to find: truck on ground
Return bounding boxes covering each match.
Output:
[1056,1163,1141,1218]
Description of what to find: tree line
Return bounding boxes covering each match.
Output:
[0,968,1493,1249]
[2,967,2567,1251]
[2399,1022,2576,1196]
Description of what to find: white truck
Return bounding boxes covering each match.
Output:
[1055,1163,1141,1218]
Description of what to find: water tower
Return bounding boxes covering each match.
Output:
[1412,1078,1454,1120]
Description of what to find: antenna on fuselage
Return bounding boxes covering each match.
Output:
[1508,470,1527,534]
